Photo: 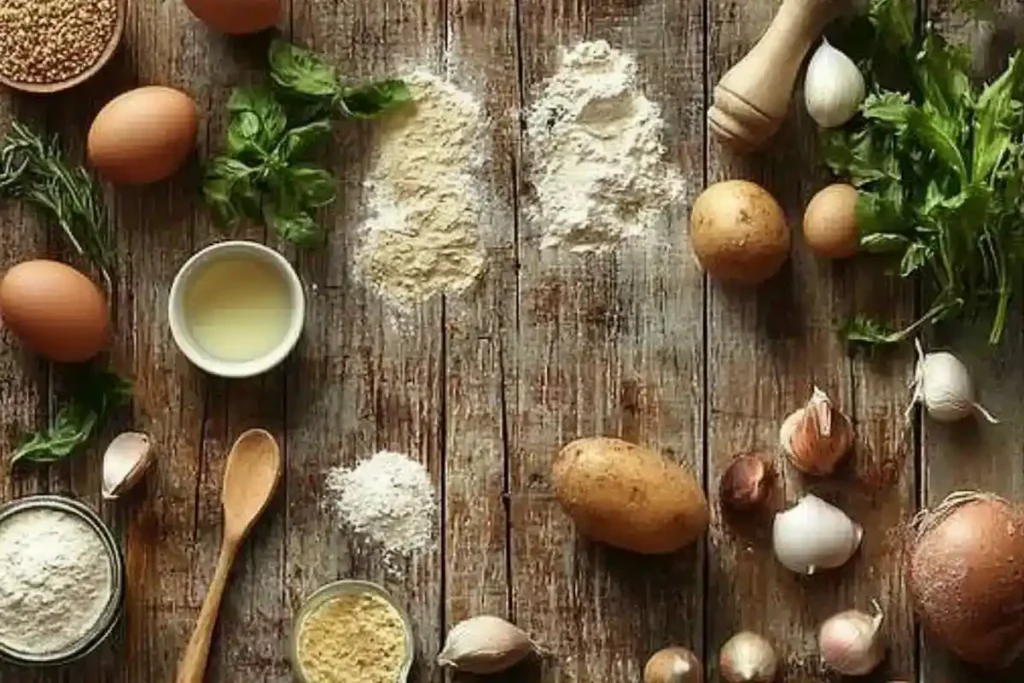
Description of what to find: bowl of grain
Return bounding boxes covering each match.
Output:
[0,0,125,94]
[0,494,125,666]
[291,579,415,683]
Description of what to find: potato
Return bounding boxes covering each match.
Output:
[552,437,709,554]
[689,179,790,284]
[803,183,859,259]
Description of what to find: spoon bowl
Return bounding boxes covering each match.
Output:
[176,429,282,683]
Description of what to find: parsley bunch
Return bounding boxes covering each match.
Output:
[826,0,1024,348]
[204,41,412,247]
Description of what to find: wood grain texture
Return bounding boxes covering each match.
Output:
[0,0,1018,681]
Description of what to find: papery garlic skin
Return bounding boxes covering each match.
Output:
[818,601,886,675]
[772,494,862,575]
[804,40,866,128]
[910,339,998,424]
[779,386,853,476]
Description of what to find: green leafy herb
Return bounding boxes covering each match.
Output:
[204,41,412,247]
[0,122,115,291]
[11,366,133,467]
[826,0,1024,348]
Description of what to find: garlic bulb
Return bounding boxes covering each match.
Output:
[779,386,853,476]
[437,615,538,674]
[909,339,998,424]
[719,631,777,683]
[804,40,866,128]
[772,494,862,574]
[102,432,153,500]
[818,600,886,675]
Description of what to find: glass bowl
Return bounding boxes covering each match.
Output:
[0,494,125,666]
[290,580,415,683]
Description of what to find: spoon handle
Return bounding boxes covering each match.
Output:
[176,538,240,683]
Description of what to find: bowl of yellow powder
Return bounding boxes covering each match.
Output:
[291,580,415,683]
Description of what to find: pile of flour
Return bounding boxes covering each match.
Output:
[526,40,685,253]
[357,71,489,309]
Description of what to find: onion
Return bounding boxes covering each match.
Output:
[905,491,1024,669]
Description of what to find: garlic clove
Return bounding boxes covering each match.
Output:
[818,599,887,676]
[772,494,862,575]
[911,339,999,424]
[804,39,866,128]
[102,432,153,500]
[437,615,538,674]
[780,386,854,476]
[719,631,778,683]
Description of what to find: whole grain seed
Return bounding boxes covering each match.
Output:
[0,0,118,84]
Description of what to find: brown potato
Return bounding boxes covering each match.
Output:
[802,183,859,259]
[689,179,790,284]
[552,437,709,554]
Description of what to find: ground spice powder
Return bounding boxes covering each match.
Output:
[0,0,118,84]
[296,592,408,683]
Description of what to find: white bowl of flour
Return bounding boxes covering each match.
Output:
[0,495,124,666]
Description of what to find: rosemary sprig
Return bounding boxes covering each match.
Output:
[0,122,114,291]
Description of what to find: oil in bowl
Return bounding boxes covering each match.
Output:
[291,580,415,683]
[169,241,305,378]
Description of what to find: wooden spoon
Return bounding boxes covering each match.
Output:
[175,429,282,683]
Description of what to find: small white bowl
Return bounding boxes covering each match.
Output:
[168,240,305,378]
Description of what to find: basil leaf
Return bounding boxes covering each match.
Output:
[339,80,414,119]
[203,156,261,226]
[228,87,287,145]
[269,39,340,100]
[287,164,337,208]
[277,119,333,161]
[264,179,324,247]
[11,366,132,467]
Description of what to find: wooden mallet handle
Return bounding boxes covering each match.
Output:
[708,0,848,151]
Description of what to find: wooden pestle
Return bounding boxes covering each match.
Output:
[708,0,848,151]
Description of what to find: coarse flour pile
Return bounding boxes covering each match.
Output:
[0,508,113,655]
[325,450,436,574]
[357,71,489,308]
[526,40,684,252]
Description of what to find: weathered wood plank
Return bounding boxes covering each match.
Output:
[921,3,1024,682]
[441,0,519,673]
[286,2,446,683]
[705,2,916,682]
[510,0,706,680]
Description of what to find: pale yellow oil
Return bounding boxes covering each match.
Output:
[183,257,291,363]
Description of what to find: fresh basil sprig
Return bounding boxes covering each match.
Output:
[268,40,413,120]
[11,366,133,467]
[203,41,412,248]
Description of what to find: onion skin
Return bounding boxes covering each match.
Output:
[906,493,1024,669]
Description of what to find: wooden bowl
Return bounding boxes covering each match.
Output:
[0,0,125,95]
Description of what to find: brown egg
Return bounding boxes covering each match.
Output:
[183,0,281,35]
[0,260,109,363]
[802,183,860,259]
[88,86,199,185]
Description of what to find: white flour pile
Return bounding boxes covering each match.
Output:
[357,71,489,308]
[0,508,113,655]
[526,40,684,253]
[325,450,437,574]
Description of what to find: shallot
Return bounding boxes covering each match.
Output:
[644,646,702,683]
[772,494,862,575]
[719,631,777,682]
[908,339,997,424]
[779,386,854,476]
[818,600,886,675]
[719,452,776,514]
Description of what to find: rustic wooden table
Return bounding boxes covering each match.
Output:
[0,0,1021,681]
